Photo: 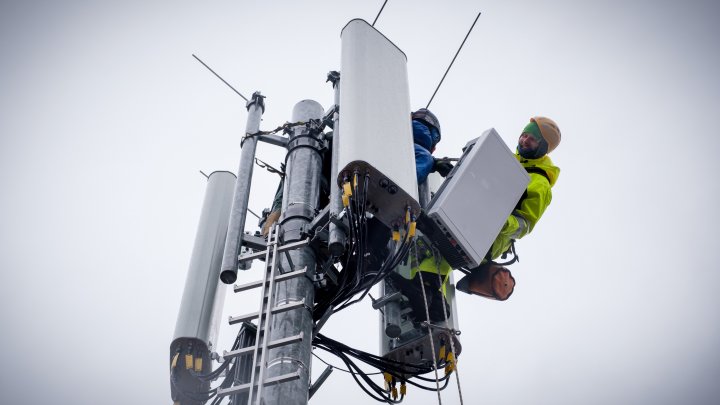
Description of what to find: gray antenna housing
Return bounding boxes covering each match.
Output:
[171,171,236,403]
[338,19,420,227]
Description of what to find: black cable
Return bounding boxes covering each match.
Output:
[312,351,385,376]
[338,350,395,402]
[324,343,400,403]
[322,189,367,312]
[314,333,452,401]
[170,373,217,402]
[315,334,435,376]
[343,219,411,309]
[404,374,451,391]
[346,229,406,305]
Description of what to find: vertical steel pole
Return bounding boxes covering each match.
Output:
[220,92,265,284]
[418,180,432,209]
[327,72,346,256]
[264,100,325,405]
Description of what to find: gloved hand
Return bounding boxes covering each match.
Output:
[433,158,454,177]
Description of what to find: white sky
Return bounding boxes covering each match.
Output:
[1,1,719,404]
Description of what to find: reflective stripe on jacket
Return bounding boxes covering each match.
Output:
[411,256,452,296]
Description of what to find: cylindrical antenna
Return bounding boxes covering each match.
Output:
[426,11,481,109]
[192,54,248,102]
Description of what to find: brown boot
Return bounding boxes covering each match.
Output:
[261,210,281,238]
[456,263,515,301]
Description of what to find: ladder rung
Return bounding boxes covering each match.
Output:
[228,299,306,325]
[233,280,263,293]
[216,371,302,397]
[222,332,304,361]
[236,249,268,263]
[229,311,260,325]
[241,233,267,251]
[222,345,253,360]
[238,238,310,263]
[233,267,307,293]
[267,331,304,350]
[269,299,306,316]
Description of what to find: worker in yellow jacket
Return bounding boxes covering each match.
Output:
[456,116,561,298]
[487,116,561,260]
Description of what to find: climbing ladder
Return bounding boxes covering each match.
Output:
[217,224,309,404]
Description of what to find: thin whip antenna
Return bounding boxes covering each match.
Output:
[372,0,389,26]
[247,208,261,220]
[426,11,481,109]
[192,54,248,102]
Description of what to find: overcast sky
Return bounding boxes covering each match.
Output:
[1,1,719,404]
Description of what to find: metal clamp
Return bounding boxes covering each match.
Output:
[326,70,340,87]
[266,356,309,375]
[246,91,266,113]
[371,291,402,310]
[420,321,461,336]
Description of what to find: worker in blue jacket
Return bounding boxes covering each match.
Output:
[411,108,453,183]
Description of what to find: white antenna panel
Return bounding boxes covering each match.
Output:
[338,19,420,227]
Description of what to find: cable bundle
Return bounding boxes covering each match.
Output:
[313,333,451,403]
[314,172,414,318]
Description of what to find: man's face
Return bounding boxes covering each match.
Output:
[518,132,540,152]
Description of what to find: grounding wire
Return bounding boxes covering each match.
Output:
[192,54,248,102]
[426,11,482,109]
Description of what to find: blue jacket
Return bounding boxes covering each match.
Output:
[412,120,440,151]
[412,120,440,184]
[415,144,434,184]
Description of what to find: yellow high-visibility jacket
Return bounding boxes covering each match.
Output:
[410,153,559,294]
[488,153,560,260]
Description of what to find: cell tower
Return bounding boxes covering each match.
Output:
[170,18,527,405]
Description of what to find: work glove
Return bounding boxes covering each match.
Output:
[433,158,454,177]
